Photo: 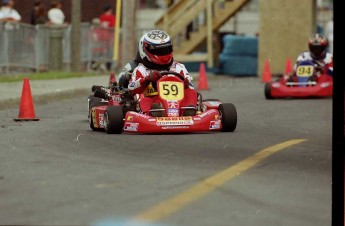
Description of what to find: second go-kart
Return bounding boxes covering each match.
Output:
[89,71,237,134]
[264,60,333,99]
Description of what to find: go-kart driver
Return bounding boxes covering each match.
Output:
[284,33,333,82]
[127,29,198,117]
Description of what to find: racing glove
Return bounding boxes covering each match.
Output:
[124,71,132,81]
[146,70,161,82]
[314,67,324,77]
[184,78,190,89]
[140,70,161,87]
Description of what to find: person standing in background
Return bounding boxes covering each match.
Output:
[99,4,116,72]
[0,0,21,22]
[99,4,116,29]
[31,0,47,25]
[47,0,65,25]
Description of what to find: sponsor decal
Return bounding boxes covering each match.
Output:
[128,82,135,88]
[156,116,193,126]
[167,108,179,116]
[127,115,133,121]
[209,120,221,130]
[92,109,98,128]
[143,83,158,97]
[147,30,169,40]
[99,114,104,127]
[167,100,179,109]
[124,122,139,131]
[162,126,190,129]
[131,112,151,119]
[199,109,217,118]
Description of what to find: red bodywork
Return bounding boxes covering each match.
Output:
[122,108,222,133]
[266,73,333,98]
[91,98,224,134]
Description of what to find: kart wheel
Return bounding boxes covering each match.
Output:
[89,103,103,131]
[264,83,273,99]
[88,96,106,118]
[104,106,124,134]
[219,103,237,132]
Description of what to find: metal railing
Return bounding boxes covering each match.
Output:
[0,21,116,74]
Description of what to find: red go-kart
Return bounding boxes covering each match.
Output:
[89,71,237,134]
[264,60,333,99]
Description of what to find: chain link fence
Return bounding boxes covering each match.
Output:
[0,21,115,74]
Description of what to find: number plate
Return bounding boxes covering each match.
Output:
[296,65,314,77]
[159,81,184,101]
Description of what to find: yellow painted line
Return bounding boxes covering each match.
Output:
[133,139,306,222]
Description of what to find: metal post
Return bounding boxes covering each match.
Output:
[121,0,136,68]
[49,26,64,71]
[71,0,81,72]
[113,0,122,68]
[206,0,214,68]
[3,26,9,74]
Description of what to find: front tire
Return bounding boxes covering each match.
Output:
[219,103,237,132]
[104,106,124,134]
[264,83,273,99]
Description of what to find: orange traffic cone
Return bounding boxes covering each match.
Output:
[14,78,39,121]
[108,72,116,86]
[262,59,272,83]
[197,63,209,90]
[284,58,293,74]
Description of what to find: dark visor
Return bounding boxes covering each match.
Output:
[146,43,173,56]
[310,45,325,56]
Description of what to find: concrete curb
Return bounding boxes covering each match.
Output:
[0,88,91,111]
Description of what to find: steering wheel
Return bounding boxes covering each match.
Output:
[159,71,185,81]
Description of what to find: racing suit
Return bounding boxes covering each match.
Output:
[118,52,142,88]
[294,51,333,77]
[128,61,197,114]
[118,60,138,88]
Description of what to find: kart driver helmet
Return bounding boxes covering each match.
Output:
[308,33,328,59]
[139,30,173,65]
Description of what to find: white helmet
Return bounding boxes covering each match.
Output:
[138,30,173,65]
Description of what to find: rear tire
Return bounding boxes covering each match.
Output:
[264,83,273,99]
[88,95,102,109]
[219,103,237,132]
[89,103,104,131]
[104,106,124,134]
[88,95,104,117]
